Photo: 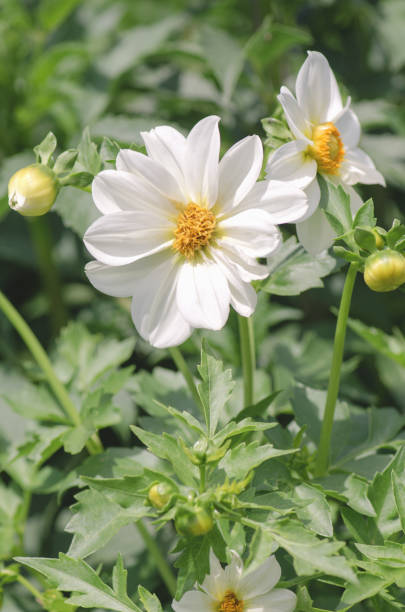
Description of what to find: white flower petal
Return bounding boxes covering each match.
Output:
[220,244,270,282]
[184,115,220,207]
[278,86,311,141]
[130,253,192,348]
[172,590,214,612]
[340,147,386,186]
[299,178,321,221]
[84,211,172,266]
[85,260,140,298]
[265,140,317,188]
[239,556,281,599]
[116,149,185,203]
[212,250,258,317]
[222,551,243,594]
[141,125,187,196]
[218,135,263,211]
[220,208,281,258]
[177,260,230,330]
[243,180,309,224]
[247,588,297,612]
[335,107,361,149]
[296,204,335,254]
[296,50,343,124]
[92,170,176,216]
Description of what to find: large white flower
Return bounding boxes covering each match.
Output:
[84,116,308,348]
[266,51,385,254]
[172,550,296,612]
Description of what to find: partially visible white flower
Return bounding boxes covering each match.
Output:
[84,116,308,348]
[266,51,385,254]
[172,550,296,612]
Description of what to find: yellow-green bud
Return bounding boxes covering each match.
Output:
[8,164,59,217]
[148,483,173,510]
[364,249,405,292]
[175,506,213,537]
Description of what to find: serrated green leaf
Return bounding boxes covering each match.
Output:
[15,554,141,611]
[340,573,389,608]
[53,186,100,238]
[137,586,163,612]
[66,489,147,559]
[2,379,67,423]
[353,199,376,228]
[268,519,356,582]
[318,176,353,236]
[219,441,295,480]
[392,472,405,535]
[347,317,405,367]
[197,343,235,436]
[130,426,197,486]
[262,236,336,296]
[369,447,405,538]
[344,474,376,517]
[295,483,333,537]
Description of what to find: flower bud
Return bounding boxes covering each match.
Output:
[8,164,59,217]
[175,506,213,537]
[148,483,173,510]
[364,249,405,292]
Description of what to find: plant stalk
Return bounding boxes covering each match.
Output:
[315,263,358,477]
[136,520,177,597]
[0,290,102,455]
[28,216,67,335]
[237,315,256,408]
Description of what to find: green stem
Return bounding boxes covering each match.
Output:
[315,263,358,477]
[0,290,103,456]
[237,315,256,408]
[17,574,44,606]
[169,346,203,413]
[199,463,206,493]
[136,520,176,597]
[28,216,67,335]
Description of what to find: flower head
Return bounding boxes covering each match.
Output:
[84,116,308,348]
[8,164,59,216]
[172,550,296,612]
[266,51,385,254]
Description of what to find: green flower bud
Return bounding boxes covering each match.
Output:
[148,483,173,510]
[175,506,213,537]
[364,249,405,292]
[8,164,59,217]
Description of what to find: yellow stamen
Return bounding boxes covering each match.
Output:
[218,590,244,612]
[308,122,344,174]
[173,202,216,259]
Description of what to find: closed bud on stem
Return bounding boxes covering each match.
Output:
[148,482,173,510]
[364,249,405,292]
[175,505,213,536]
[8,164,59,217]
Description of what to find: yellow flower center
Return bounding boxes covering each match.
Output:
[308,122,345,174]
[173,202,216,259]
[217,590,244,612]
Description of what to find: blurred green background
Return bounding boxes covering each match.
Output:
[1,0,405,418]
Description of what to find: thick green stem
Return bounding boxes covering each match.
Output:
[17,574,44,606]
[28,216,67,335]
[0,290,102,455]
[169,346,203,414]
[315,264,358,477]
[238,315,256,408]
[136,520,176,597]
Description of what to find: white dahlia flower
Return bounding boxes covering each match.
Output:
[84,116,308,348]
[266,51,385,254]
[172,550,296,612]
